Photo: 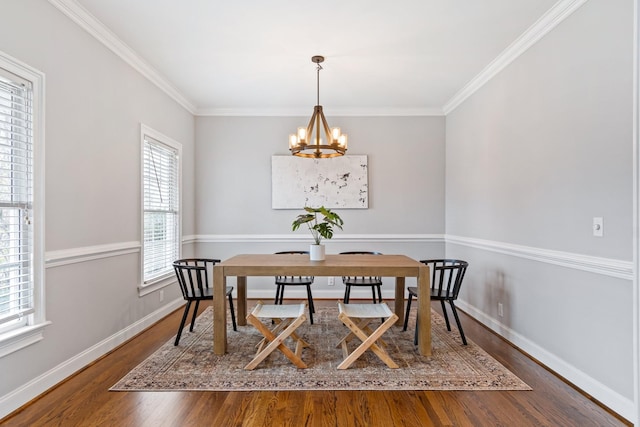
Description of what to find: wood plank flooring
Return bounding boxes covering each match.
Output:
[1,300,631,426]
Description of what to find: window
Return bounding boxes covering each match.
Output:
[0,51,45,356]
[142,126,181,285]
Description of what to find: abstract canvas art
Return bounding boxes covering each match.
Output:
[271,155,368,209]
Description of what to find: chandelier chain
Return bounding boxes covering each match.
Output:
[316,63,322,105]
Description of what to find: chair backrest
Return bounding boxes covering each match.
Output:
[340,251,382,280]
[275,251,312,280]
[419,259,468,299]
[173,258,220,299]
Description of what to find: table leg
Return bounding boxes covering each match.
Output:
[213,265,227,355]
[394,277,405,325]
[237,276,247,326]
[417,264,432,356]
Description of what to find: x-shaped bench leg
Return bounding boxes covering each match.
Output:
[339,318,389,348]
[245,313,308,370]
[337,312,399,370]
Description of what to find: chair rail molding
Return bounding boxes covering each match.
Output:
[446,235,633,280]
[193,233,444,244]
[182,234,198,245]
[43,235,630,281]
[42,235,440,269]
[45,241,141,268]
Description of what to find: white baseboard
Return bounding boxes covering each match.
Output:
[456,300,634,422]
[22,233,635,423]
[0,297,184,420]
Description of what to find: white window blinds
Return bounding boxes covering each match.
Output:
[143,135,179,282]
[0,70,34,326]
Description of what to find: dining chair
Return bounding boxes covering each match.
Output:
[172,258,237,346]
[403,259,469,345]
[274,251,315,324]
[340,251,383,304]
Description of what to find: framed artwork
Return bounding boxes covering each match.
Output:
[271,155,368,209]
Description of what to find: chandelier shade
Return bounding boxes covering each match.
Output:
[289,56,348,158]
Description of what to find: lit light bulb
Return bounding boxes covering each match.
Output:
[297,127,306,143]
[338,134,348,148]
[331,127,341,143]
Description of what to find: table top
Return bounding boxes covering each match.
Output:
[217,253,425,277]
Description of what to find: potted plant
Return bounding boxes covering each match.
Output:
[292,206,344,261]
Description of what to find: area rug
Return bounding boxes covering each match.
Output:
[111,305,530,391]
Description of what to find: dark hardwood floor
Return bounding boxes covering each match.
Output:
[1,300,631,426]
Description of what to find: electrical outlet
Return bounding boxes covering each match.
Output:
[498,302,504,317]
[159,290,164,302]
[593,217,604,237]
[328,277,335,286]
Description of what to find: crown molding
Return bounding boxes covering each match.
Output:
[442,0,589,115]
[195,107,445,117]
[47,0,197,114]
[45,0,444,119]
[47,0,586,118]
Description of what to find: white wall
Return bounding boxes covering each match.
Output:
[1,0,635,422]
[445,0,634,419]
[0,0,195,416]
[194,116,446,298]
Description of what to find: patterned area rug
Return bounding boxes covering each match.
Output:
[111,305,530,391]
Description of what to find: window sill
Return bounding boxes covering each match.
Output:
[0,321,52,358]
[138,273,177,297]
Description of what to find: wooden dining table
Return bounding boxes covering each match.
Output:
[213,253,432,356]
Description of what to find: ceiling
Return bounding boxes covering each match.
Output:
[68,0,560,115]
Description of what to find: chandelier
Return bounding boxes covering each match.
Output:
[289,56,348,158]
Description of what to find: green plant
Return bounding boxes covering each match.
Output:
[291,206,344,245]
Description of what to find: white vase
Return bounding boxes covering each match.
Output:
[309,244,325,261]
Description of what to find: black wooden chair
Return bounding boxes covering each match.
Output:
[340,251,383,304]
[274,251,316,324]
[403,259,469,345]
[173,258,237,346]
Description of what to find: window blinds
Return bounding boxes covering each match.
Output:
[0,71,34,325]
[143,136,179,282]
